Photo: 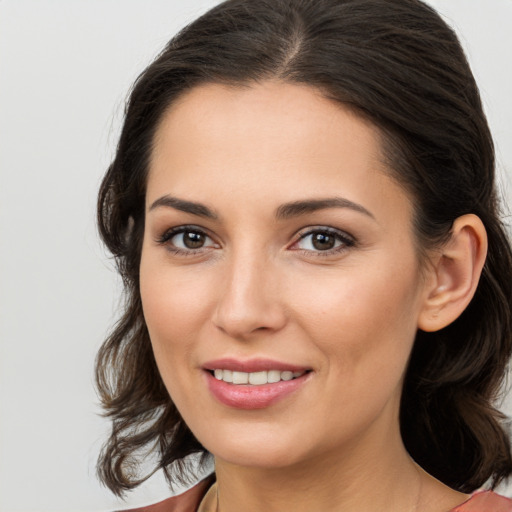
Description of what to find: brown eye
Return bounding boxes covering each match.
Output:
[294,228,355,254]
[159,227,217,252]
[311,232,336,250]
[182,231,206,249]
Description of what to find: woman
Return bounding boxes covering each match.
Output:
[96,0,512,510]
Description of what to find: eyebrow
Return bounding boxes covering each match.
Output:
[149,195,218,219]
[148,195,374,221]
[275,197,375,220]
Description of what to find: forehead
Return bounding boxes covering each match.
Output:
[147,81,413,224]
[152,81,382,160]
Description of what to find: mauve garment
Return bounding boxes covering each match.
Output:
[122,476,512,512]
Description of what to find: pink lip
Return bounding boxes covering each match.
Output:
[203,358,312,410]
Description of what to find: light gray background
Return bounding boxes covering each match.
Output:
[0,1,511,511]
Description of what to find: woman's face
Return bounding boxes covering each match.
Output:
[140,81,432,469]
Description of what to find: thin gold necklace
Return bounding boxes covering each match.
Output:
[411,463,424,512]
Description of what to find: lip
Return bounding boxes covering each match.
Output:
[203,358,312,410]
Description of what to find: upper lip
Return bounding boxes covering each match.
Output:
[202,358,311,373]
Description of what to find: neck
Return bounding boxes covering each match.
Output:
[214,423,422,512]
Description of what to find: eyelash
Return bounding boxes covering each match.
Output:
[156,225,356,257]
[293,227,356,257]
[156,225,217,256]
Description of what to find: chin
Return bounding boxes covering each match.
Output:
[197,425,304,469]
[214,445,302,469]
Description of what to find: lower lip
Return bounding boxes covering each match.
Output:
[205,371,310,410]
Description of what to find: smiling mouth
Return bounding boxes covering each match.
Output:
[210,369,309,385]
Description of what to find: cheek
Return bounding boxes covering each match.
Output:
[139,262,214,412]
[139,253,215,368]
[289,258,422,373]
[293,272,421,436]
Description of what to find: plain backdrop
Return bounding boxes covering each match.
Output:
[0,1,511,511]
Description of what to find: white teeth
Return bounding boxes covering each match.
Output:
[212,369,306,385]
[232,371,249,384]
[267,370,281,383]
[248,371,267,385]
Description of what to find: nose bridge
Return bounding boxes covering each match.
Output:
[213,241,286,338]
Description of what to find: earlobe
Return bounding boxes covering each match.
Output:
[418,214,488,332]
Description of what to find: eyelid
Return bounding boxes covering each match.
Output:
[154,224,356,257]
[290,226,356,255]
[155,225,219,253]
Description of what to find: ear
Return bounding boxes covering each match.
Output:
[418,214,488,332]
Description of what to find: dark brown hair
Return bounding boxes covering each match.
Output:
[96,0,512,496]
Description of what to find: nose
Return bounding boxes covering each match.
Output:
[212,249,288,340]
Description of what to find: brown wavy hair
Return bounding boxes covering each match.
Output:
[96,0,512,496]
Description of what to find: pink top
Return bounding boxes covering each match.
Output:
[122,479,512,512]
[451,491,512,512]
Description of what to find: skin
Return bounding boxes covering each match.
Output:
[140,81,478,512]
